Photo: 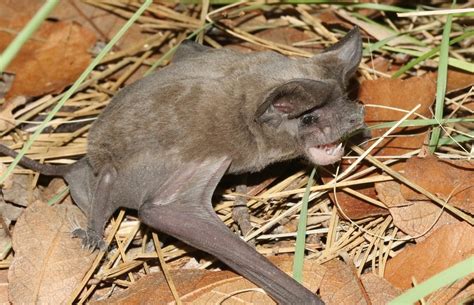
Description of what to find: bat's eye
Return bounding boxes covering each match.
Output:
[301,113,318,125]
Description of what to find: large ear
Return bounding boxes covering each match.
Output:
[323,27,362,85]
[173,40,212,62]
[256,79,331,125]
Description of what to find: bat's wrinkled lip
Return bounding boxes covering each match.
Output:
[306,142,344,165]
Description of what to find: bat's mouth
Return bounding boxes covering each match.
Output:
[306,142,344,165]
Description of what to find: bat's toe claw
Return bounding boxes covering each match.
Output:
[72,228,106,251]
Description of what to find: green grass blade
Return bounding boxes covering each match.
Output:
[0,0,60,72]
[0,0,153,185]
[388,256,474,305]
[391,31,474,78]
[384,46,474,72]
[428,11,453,152]
[368,118,474,130]
[438,131,474,146]
[293,167,316,282]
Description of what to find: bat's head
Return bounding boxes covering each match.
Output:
[255,27,367,166]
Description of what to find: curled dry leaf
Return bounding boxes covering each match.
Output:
[93,256,325,305]
[0,16,96,98]
[400,156,474,215]
[8,200,97,305]
[384,222,474,290]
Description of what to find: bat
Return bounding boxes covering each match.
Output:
[0,27,366,304]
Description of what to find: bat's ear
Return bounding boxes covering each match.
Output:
[173,40,212,61]
[256,79,331,125]
[321,27,362,85]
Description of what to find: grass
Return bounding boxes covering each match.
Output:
[428,4,454,152]
[292,167,316,282]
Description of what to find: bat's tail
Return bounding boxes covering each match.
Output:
[0,144,71,177]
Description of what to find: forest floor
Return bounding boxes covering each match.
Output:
[0,1,473,304]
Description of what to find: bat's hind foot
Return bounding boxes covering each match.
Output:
[72,228,107,251]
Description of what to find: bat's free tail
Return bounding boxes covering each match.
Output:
[0,144,70,177]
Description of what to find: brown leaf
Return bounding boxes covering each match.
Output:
[320,259,368,305]
[360,273,401,305]
[400,157,474,215]
[8,200,97,304]
[319,260,367,305]
[333,184,389,219]
[361,74,436,156]
[93,256,325,305]
[0,13,96,98]
[384,222,474,290]
[389,200,458,241]
[374,180,408,208]
[0,269,8,305]
[446,69,474,93]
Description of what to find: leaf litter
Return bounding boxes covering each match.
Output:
[0,1,472,304]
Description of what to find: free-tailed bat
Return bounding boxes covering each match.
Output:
[0,27,365,304]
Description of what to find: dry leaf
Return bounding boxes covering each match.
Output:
[384,222,474,290]
[360,273,401,305]
[332,185,388,219]
[0,269,8,305]
[400,157,474,215]
[319,260,367,305]
[389,200,458,241]
[8,200,97,304]
[374,180,408,208]
[93,256,325,305]
[446,69,474,93]
[0,13,96,98]
[361,74,436,156]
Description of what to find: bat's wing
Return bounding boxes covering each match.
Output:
[138,157,322,304]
